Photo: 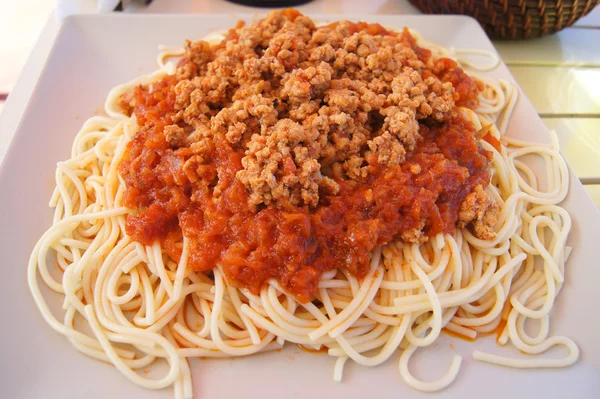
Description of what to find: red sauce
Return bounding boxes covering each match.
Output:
[442,328,476,343]
[482,132,502,153]
[119,34,489,303]
[297,344,329,354]
[442,318,508,343]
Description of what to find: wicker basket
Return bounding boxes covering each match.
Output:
[408,0,600,39]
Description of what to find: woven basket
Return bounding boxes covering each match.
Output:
[408,0,600,39]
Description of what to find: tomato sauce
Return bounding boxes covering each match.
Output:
[442,318,508,343]
[119,41,490,303]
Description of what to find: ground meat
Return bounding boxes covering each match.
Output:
[211,94,278,144]
[325,88,360,113]
[381,106,419,151]
[387,67,455,121]
[458,185,499,239]
[119,11,502,305]
[281,62,333,104]
[401,227,427,244]
[184,40,212,69]
[367,132,406,167]
[164,124,186,148]
[236,119,339,209]
[166,11,475,210]
[122,10,494,246]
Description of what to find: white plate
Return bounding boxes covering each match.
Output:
[1,14,599,399]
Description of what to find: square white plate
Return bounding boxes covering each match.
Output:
[1,13,599,399]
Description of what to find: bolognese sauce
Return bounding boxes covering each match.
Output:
[119,10,497,302]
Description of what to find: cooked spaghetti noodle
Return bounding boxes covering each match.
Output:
[28,10,577,399]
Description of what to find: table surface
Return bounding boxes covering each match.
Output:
[1,0,599,209]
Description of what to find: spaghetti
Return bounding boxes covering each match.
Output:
[28,11,577,399]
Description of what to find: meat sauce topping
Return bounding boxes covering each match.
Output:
[119,10,498,302]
